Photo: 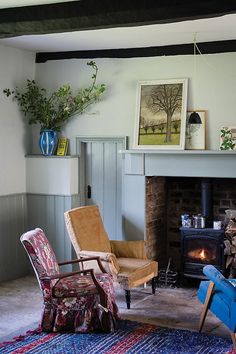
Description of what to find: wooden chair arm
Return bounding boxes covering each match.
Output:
[58,258,83,266]
[40,268,95,281]
[58,256,107,273]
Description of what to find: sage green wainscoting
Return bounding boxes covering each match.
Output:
[27,193,80,271]
[0,193,28,282]
[0,193,80,282]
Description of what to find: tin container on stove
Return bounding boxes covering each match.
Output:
[193,214,205,228]
[181,214,192,228]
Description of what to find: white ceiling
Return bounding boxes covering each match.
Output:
[0,0,76,8]
[0,2,236,53]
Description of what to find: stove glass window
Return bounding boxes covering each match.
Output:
[185,238,219,265]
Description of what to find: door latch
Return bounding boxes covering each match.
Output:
[87,185,92,199]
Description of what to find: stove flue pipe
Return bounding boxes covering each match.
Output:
[201,178,213,228]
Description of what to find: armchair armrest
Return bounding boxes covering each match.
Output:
[58,256,106,273]
[41,269,108,307]
[203,265,236,300]
[58,258,86,266]
[41,268,95,281]
[79,250,120,275]
[110,240,147,259]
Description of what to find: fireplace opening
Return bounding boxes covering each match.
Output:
[145,176,236,280]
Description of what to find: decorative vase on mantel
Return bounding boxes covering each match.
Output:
[39,129,57,156]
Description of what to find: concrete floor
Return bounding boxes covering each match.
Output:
[0,276,230,343]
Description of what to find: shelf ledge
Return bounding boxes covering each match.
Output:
[120,149,236,155]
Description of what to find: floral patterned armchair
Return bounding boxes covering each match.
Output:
[20,228,119,333]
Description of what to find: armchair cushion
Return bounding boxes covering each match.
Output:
[53,273,113,298]
[110,240,147,259]
[79,250,120,275]
[117,258,158,289]
[64,206,111,253]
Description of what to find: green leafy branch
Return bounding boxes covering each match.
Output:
[3,61,105,132]
[220,127,236,150]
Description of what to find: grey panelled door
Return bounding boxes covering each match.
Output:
[82,138,124,240]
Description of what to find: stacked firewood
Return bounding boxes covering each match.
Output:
[224,218,236,277]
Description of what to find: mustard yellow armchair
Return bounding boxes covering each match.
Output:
[64,205,158,309]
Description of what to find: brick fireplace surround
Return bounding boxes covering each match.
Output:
[122,150,236,275]
[145,176,236,272]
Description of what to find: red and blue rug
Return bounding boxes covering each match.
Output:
[0,319,234,354]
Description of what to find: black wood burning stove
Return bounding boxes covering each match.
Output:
[180,178,225,280]
[180,227,225,279]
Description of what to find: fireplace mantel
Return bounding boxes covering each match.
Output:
[121,150,236,155]
[121,150,236,178]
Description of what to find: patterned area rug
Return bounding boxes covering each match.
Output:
[0,319,233,354]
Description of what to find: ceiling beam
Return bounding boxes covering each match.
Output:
[36,39,236,63]
[0,0,236,38]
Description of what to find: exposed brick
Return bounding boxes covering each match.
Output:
[221,200,231,207]
[218,207,227,213]
[214,193,228,199]
[145,176,236,271]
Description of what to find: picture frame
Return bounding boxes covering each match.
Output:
[56,137,69,156]
[133,78,188,150]
[220,126,236,150]
[185,110,206,150]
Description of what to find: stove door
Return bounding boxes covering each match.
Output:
[180,229,225,279]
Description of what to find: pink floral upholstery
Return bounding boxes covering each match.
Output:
[21,228,119,333]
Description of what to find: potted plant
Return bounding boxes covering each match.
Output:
[3,61,105,155]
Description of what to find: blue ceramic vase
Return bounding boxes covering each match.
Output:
[39,129,57,156]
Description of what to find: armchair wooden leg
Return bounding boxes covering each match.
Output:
[125,290,131,309]
[199,281,215,332]
[230,332,236,349]
[151,277,156,294]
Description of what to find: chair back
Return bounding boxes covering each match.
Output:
[64,205,112,254]
[20,228,60,293]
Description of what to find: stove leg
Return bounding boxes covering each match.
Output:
[151,277,156,294]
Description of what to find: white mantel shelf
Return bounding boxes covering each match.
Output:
[120,149,236,155]
[121,149,236,178]
[25,154,78,158]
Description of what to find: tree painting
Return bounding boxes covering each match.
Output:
[134,79,187,149]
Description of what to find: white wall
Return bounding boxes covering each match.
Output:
[0,44,35,195]
[26,156,78,195]
[35,53,236,152]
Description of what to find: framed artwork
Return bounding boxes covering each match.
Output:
[133,78,188,150]
[185,110,206,150]
[220,126,236,150]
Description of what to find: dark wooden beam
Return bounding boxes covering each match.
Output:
[0,0,236,38]
[36,39,236,63]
